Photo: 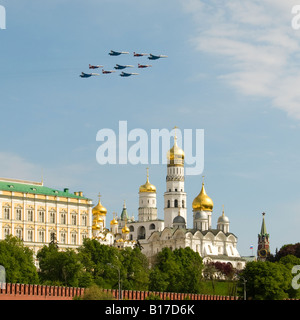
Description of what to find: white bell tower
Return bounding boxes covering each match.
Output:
[164,127,187,228]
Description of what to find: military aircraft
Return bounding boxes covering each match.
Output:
[120,72,139,77]
[109,50,129,56]
[114,64,134,70]
[79,72,100,78]
[138,64,152,68]
[148,54,168,60]
[133,52,149,57]
[102,69,116,74]
[89,64,103,69]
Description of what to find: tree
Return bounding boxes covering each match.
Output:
[77,238,122,288]
[274,243,300,261]
[149,247,204,293]
[239,261,292,300]
[0,235,39,284]
[120,247,149,291]
[37,243,83,287]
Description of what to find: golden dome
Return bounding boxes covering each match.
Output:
[92,194,107,215]
[92,222,101,230]
[166,127,184,166]
[139,168,156,193]
[110,218,118,225]
[192,182,214,212]
[122,225,130,234]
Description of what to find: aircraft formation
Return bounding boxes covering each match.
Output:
[79,50,167,78]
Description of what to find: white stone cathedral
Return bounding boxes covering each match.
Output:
[91,133,246,270]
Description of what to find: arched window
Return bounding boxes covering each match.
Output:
[174,199,178,208]
[149,223,155,230]
[182,200,185,208]
[167,200,170,208]
[137,226,146,240]
[129,225,134,232]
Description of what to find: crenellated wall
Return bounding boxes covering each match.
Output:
[0,283,239,300]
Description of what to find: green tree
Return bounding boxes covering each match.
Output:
[274,243,300,261]
[77,238,122,288]
[120,247,149,291]
[149,247,204,293]
[239,261,292,300]
[0,235,39,284]
[173,247,203,293]
[37,243,83,287]
[278,255,300,299]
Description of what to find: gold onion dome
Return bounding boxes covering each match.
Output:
[166,127,185,166]
[122,225,130,234]
[92,194,107,215]
[110,218,118,225]
[192,181,214,212]
[139,168,156,193]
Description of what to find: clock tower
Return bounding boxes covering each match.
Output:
[257,212,270,261]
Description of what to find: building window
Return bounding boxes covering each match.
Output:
[39,231,45,242]
[149,223,155,230]
[60,213,66,224]
[71,233,77,245]
[4,228,10,237]
[49,211,55,224]
[4,208,10,220]
[182,200,185,208]
[50,232,56,242]
[137,226,146,240]
[60,232,66,244]
[38,211,45,223]
[82,215,87,226]
[16,228,22,239]
[81,234,87,244]
[71,215,76,225]
[15,209,22,220]
[174,199,178,208]
[27,230,33,242]
[27,210,33,222]
[167,200,170,208]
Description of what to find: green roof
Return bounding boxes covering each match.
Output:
[0,179,90,200]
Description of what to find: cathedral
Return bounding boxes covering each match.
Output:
[92,133,246,270]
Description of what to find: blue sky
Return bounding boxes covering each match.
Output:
[1,0,300,256]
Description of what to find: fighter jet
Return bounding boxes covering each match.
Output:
[102,69,116,74]
[133,52,149,57]
[120,72,139,77]
[148,54,168,60]
[80,72,100,78]
[114,64,134,70]
[109,50,129,56]
[89,64,103,69]
[138,64,152,68]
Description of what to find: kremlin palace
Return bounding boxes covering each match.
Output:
[0,134,246,270]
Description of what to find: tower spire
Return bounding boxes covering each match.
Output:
[257,212,270,261]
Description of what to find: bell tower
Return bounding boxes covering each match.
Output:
[164,127,187,228]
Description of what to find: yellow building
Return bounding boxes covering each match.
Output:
[0,177,93,257]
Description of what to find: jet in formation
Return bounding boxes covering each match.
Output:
[120,72,139,77]
[114,64,134,70]
[109,50,129,56]
[89,64,103,69]
[138,64,152,68]
[102,69,116,74]
[79,72,100,78]
[133,52,149,57]
[148,54,168,60]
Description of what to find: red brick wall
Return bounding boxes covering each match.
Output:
[0,283,238,300]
